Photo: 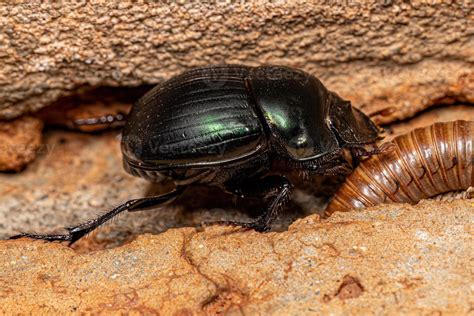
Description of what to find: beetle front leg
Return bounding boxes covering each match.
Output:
[205,175,292,232]
[10,187,185,245]
[312,156,354,176]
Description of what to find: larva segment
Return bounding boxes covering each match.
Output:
[325,121,474,215]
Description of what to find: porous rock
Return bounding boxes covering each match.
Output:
[0,2,473,123]
[1,2,473,314]
[0,200,472,314]
[0,116,43,171]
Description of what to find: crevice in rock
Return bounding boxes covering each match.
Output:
[180,231,249,315]
[201,288,247,316]
[180,231,220,301]
[379,101,474,129]
[34,85,153,132]
[380,103,474,141]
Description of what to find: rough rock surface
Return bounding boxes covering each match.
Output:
[1,2,473,123]
[1,2,474,314]
[1,200,472,314]
[0,116,43,171]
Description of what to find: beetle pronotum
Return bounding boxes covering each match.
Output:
[325,120,474,215]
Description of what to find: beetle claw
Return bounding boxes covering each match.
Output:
[9,232,73,243]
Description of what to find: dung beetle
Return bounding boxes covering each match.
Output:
[12,65,379,244]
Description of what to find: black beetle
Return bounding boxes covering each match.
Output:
[12,65,379,244]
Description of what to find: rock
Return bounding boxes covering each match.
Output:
[1,2,473,314]
[0,116,43,171]
[0,200,472,314]
[0,2,473,124]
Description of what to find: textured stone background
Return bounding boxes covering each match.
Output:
[1,201,473,314]
[0,1,473,315]
[0,2,473,123]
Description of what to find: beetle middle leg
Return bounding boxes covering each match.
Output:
[205,175,292,232]
[10,186,185,245]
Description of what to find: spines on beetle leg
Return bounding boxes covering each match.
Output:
[325,121,474,216]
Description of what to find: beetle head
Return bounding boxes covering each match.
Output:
[328,93,380,149]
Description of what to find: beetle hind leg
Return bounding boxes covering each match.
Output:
[72,112,128,130]
[204,175,292,232]
[10,187,185,245]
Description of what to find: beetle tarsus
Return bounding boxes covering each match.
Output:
[10,233,73,242]
[204,175,292,232]
[350,143,390,159]
[310,157,353,175]
[10,187,185,244]
[73,112,128,128]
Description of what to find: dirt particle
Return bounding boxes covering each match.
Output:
[336,275,364,300]
[322,294,332,303]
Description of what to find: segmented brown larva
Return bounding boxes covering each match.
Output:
[325,120,474,216]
